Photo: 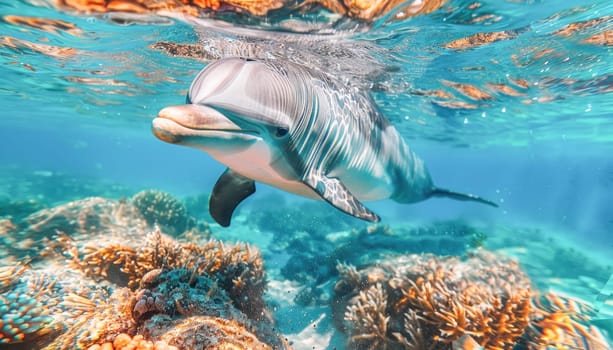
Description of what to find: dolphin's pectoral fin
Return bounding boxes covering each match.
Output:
[303,171,380,222]
[209,168,256,227]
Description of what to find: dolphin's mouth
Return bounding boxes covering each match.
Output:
[153,104,260,143]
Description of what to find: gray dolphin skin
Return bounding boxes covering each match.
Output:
[152,57,497,227]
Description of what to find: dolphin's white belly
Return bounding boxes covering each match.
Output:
[207,141,321,199]
[207,140,391,201]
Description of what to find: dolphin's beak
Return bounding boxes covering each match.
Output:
[153,104,243,143]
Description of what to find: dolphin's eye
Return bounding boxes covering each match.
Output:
[275,127,289,138]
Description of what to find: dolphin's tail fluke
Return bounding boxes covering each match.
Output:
[430,187,499,208]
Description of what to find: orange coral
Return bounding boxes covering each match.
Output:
[43,287,136,349]
[337,251,533,349]
[335,251,612,350]
[344,283,389,349]
[142,316,273,349]
[87,333,179,350]
[525,293,611,350]
[67,228,267,321]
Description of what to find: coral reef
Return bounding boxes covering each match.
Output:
[0,195,211,262]
[0,230,288,349]
[25,197,149,239]
[68,229,268,321]
[0,262,115,349]
[131,190,191,236]
[522,293,611,350]
[279,221,487,302]
[334,250,612,350]
[87,334,178,350]
[0,191,287,350]
[491,226,612,294]
[0,264,58,346]
[253,200,359,242]
[0,197,149,262]
[184,193,212,222]
[0,197,46,222]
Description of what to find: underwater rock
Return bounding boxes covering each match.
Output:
[333,249,612,349]
[183,193,212,222]
[23,196,149,239]
[0,197,46,222]
[253,201,359,241]
[279,221,485,287]
[491,226,613,291]
[1,195,211,261]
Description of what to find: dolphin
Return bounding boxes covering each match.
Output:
[152,57,497,227]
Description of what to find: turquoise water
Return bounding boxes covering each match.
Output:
[0,0,612,349]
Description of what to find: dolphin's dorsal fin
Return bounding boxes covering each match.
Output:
[209,168,256,227]
[303,171,380,222]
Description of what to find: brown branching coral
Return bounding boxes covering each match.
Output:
[1,192,286,350]
[70,229,267,322]
[336,251,533,349]
[2,230,286,349]
[335,250,612,350]
[344,283,390,349]
[523,293,611,350]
